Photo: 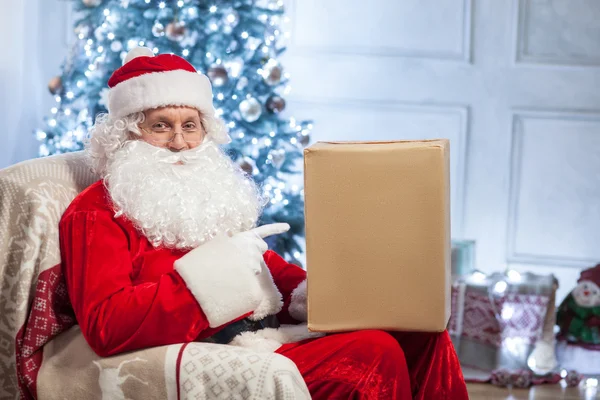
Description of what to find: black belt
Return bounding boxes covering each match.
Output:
[204,314,280,345]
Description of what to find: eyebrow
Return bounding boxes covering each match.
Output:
[148,114,200,122]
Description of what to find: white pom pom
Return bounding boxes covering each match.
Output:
[123,46,154,65]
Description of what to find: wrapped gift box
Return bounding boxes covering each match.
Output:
[449,271,559,381]
[451,240,475,278]
[304,140,451,332]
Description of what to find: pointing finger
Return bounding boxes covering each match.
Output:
[251,223,290,239]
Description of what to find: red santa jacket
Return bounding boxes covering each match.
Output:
[59,180,307,357]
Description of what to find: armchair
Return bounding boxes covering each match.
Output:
[0,152,310,400]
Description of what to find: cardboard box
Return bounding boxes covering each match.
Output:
[304,140,451,332]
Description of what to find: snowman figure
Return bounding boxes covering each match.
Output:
[557,264,600,345]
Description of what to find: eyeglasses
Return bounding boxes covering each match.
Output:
[139,123,205,144]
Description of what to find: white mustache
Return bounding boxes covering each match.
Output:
[125,140,217,165]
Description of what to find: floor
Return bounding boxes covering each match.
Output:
[467,383,599,400]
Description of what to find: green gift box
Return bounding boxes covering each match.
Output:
[451,240,475,278]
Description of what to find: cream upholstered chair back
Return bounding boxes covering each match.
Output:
[0,152,97,398]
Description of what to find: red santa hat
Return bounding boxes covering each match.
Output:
[107,47,220,127]
[578,263,600,286]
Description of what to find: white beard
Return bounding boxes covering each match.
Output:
[104,140,264,249]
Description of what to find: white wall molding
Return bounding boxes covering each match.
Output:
[287,0,472,62]
[507,109,600,267]
[514,0,600,68]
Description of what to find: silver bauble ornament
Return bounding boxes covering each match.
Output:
[207,65,229,87]
[239,97,262,122]
[82,0,102,7]
[300,133,311,146]
[152,22,165,37]
[110,40,123,52]
[166,21,186,41]
[266,95,286,113]
[262,62,282,86]
[269,149,285,169]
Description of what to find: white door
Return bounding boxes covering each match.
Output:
[283,0,600,302]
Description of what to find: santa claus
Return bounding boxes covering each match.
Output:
[59,47,468,399]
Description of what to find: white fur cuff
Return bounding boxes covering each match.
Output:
[175,248,263,328]
[288,280,307,322]
[248,262,284,321]
[229,323,323,353]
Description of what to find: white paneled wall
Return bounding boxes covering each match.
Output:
[508,111,600,266]
[516,0,600,66]
[0,0,71,169]
[290,0,471,61]
[3,0,599,302]
[281,0,600,303]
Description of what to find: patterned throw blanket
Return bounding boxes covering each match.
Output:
[0,152,310,400]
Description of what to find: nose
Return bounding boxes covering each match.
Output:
[168,131,188,151]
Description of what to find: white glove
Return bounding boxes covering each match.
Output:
[242,223,291,275]
[174,223,290,328]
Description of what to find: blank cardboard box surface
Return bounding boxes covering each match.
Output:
[304,140,451,332]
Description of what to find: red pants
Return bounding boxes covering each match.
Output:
[276,330,468,400]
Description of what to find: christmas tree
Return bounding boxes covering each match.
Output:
[38,0,312,262]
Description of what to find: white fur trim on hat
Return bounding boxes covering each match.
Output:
[107,69,214,119]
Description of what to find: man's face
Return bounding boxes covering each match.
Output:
[105,108,263,248]
[138,106,206,151]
